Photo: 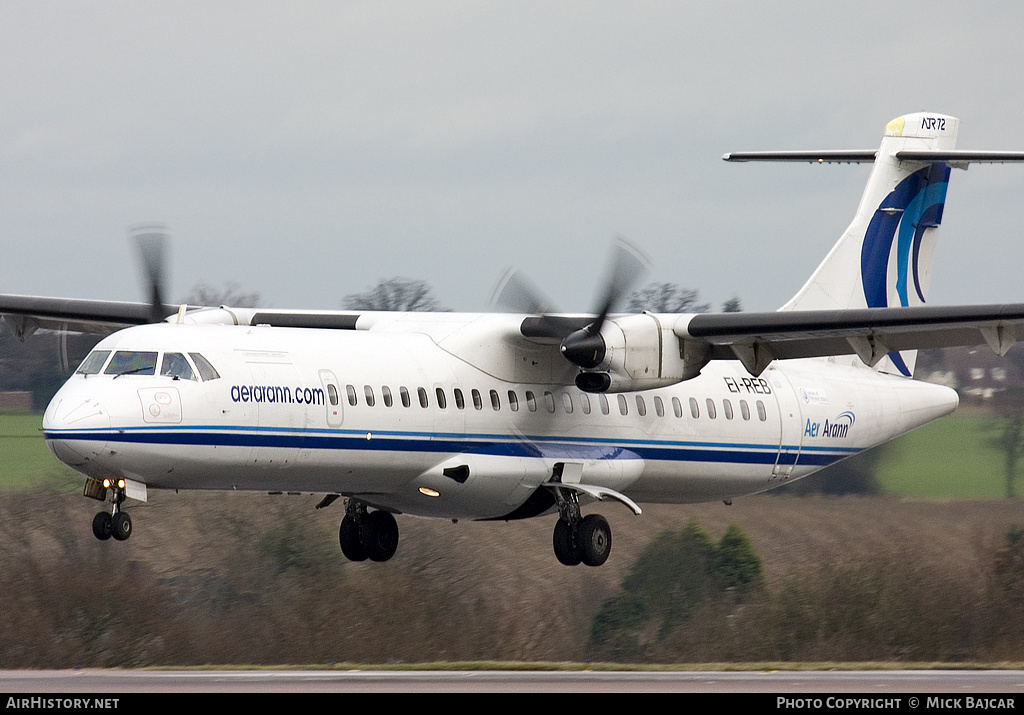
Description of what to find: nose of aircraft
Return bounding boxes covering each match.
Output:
[43,386,111,470]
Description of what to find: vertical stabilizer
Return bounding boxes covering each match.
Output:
[779,112,959,376]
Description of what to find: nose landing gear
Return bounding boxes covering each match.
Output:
[85,477,133,542]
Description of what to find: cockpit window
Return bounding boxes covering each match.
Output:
[189,353,221,381]
[160,352,197,381]
[104,351,158,376]
[77,350,111,375]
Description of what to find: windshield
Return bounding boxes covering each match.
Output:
[160,352,196,381]
[104,351,158,376]
[76,350,111,375]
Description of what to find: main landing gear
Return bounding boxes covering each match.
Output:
[551,489,611,567]
[338,499,400,562]
[86,478,133,542]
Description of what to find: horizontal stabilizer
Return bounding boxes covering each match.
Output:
[724,149,1024,167]
[723,151,877,163]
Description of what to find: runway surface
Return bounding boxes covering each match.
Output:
[2,669,1024,693]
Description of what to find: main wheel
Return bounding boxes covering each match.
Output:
[110,511,133,541]
[578,514,611,567]
[339,515,368,561]
[552,518,582,566]
[92,511,112,541]
[363,510,399,562]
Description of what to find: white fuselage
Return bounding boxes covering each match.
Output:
[42,320,958,521]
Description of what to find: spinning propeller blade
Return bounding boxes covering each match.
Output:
[559,237,650,369]
[132,224,170,324]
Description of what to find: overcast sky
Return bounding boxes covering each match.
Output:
[2,1,1023,314]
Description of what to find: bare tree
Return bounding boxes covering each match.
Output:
[625,282,711,314]
[722,295,743,313]
[343,278,447,312]
[182,282,261,308]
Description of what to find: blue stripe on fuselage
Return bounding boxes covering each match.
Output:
[44,425,857,468]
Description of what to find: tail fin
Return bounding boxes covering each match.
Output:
[728,112,960,376]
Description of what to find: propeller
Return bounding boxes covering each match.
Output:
[491,268,558,315]
[558,237,650,369]
[132,224,171,324]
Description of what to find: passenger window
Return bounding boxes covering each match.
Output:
[189,353,221,381]
[77,350,111,375]
[382,386,393,407]
[472,389,483,410]
[436,388,447,409]
[672,397,683,418]
[490,389,501,411]
[599,395,610,415]
[508,391,519,412]
[400,386,411,408]
[635,395,646,416]
[418,387,429,408]
[454,388,465,410]
[525,391,538,412]
[757,400,767,421]
[740,399,750,420]
[689,397,699,419]
[104,351,157,376]
[327,384,339,406]
[544,392,556,413]
[654,396,664,417]
[364,385,375,407]
[617,394,628,416]
[723,399,734,420]
[562,393,573,414]
[580,393,591,415]
[346,385,357,406]
[706,398,717,419]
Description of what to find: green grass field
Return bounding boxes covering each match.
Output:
[0,412,81,492]
[875,416,1014,499]
[1,412,1019,498]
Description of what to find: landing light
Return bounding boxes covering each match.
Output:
[418,487,440,498]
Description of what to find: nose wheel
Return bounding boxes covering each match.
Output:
[92,510,133,541]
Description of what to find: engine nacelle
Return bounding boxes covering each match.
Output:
[574,313,709,393]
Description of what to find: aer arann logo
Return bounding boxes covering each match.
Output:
[804,411,855,439]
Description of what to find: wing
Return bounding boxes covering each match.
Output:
[675,304,1024,375]
[0,294,179,338]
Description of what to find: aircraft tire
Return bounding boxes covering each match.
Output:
[578,514,611,567]
[92,511,112,541]
[363,510,399,562]
[339,515,368,561]
[552,518,582,566]
[110,511,132,541]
